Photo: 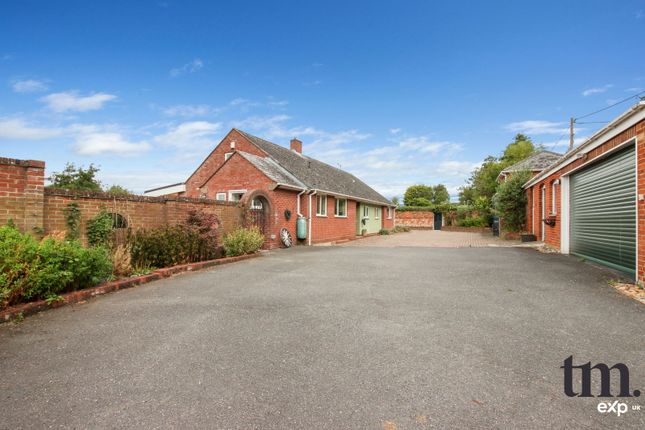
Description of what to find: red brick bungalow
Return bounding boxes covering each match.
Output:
[145,129,395,248]
[523,100,645,282]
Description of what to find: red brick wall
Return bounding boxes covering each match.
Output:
[0,157,242,244]
[309,195,358,243]
[184,129,266,198]
[0,158,45,234]
[526,118,645,282]
[382,207,395,229]
[396,211,434,228]
[42,189,241,245]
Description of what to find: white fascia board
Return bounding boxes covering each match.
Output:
[144,183,186,197]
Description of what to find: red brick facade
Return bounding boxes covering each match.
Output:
[524,110,645,283]
[396,210,434,228]
[173,130,394,247]
[0,157,242,244]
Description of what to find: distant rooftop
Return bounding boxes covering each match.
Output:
[499,150,562,177]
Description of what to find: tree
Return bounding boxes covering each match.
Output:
[48,163,102,192]
[390,196,400,206]
[403,185,434,206]
[501,134,536,165]
[458,186,476,205]
[105,185,133,196]
[432,184,450,205]
[493,170,531,232]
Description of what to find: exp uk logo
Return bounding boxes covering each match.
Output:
[561,356,642,417]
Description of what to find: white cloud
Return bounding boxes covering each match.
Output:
[11,79,48,93]
[40,91,117,112]
[72,129,151,156]
[162,104,220,117]
[398,136,459,154]
[169,58,203,77]
[436,160,481,177]
[154,121,222,148]
[389,128,401,134]
[505,120,568,135]
[582,84,613,96]
[540,135,588,150]
[625,87,643,93]
[0,118,63,139]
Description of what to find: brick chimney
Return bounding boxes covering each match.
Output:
[290,138,302,154]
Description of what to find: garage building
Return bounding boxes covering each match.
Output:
[524,100,645,281]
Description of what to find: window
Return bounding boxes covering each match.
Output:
[334,198,347,217]
[228,189,246,202]
[224,152,233,161]
[375,206,380,219]
[551,181,557,214]
[216,192,226,201]
[316,195,327,216]
[362,205,369,218]
[387,207,393,219]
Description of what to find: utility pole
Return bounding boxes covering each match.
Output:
[569,117,575,151]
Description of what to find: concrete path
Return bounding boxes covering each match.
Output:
[0,246,643,429]
[342,229,517,247]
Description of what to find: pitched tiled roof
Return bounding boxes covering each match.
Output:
[500,150,562,174]
[236,129,392,205]
[236,151,307,189]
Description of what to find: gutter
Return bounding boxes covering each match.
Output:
[296,189,306,217]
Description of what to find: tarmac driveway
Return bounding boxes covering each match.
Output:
[1,246,643,429]
[341,229,515,247]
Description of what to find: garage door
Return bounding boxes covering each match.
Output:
[570,145,636,276]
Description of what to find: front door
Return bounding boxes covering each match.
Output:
[434,212,442,230]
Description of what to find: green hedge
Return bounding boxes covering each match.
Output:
[0,226,112,308]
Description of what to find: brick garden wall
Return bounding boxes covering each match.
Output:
[0,157,242,243]
[396,210,434,229]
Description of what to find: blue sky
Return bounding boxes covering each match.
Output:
[1,1,644,198]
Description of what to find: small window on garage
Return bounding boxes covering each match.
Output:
[375,206,380,219]
[216,192,226,201]
[228,190,246,202]
[334,198,347,217]
[316,195,327,216]
[363,205,369,218]
[387,207,393,219]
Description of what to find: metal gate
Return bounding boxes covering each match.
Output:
[434,212,442,230]
[248,197,268,235]
[570,145,636,276]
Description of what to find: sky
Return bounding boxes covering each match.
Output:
[1,1,644,199]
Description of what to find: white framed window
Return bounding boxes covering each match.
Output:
[362,205,369,218]
[224,152,233,161]
[375,206,380,219]
[316,194,327,216]
[551,181,557,214]
[387,207,393,219]
[334,198,347,217]
[251,198,263,209]
[215,192,226,201]
[228,189,246,202]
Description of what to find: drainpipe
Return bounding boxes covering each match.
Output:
[296,189,306,217]
[308,190,317,246]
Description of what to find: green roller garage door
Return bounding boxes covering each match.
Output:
[570,144,636,276]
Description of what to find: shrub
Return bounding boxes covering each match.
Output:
[458,215,490,227]
[0,226,112,308]
[392,225,411,233]
[379,229,391,235]
[222,226,265,257]
[493,170,531,232]
[87,210,114,247]
[110,244,133,278]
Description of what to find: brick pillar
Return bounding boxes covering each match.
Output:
[0,158,45,235]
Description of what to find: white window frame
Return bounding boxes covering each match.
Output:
[228,189,247,202]
[224,152,233,161]
[215,192,226,201]
[316,194,327,216]
[375,206,380,219]
[387,207,393,219]
[362,205,369,219]
[334,198,347,218]
[551,181,557,214]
